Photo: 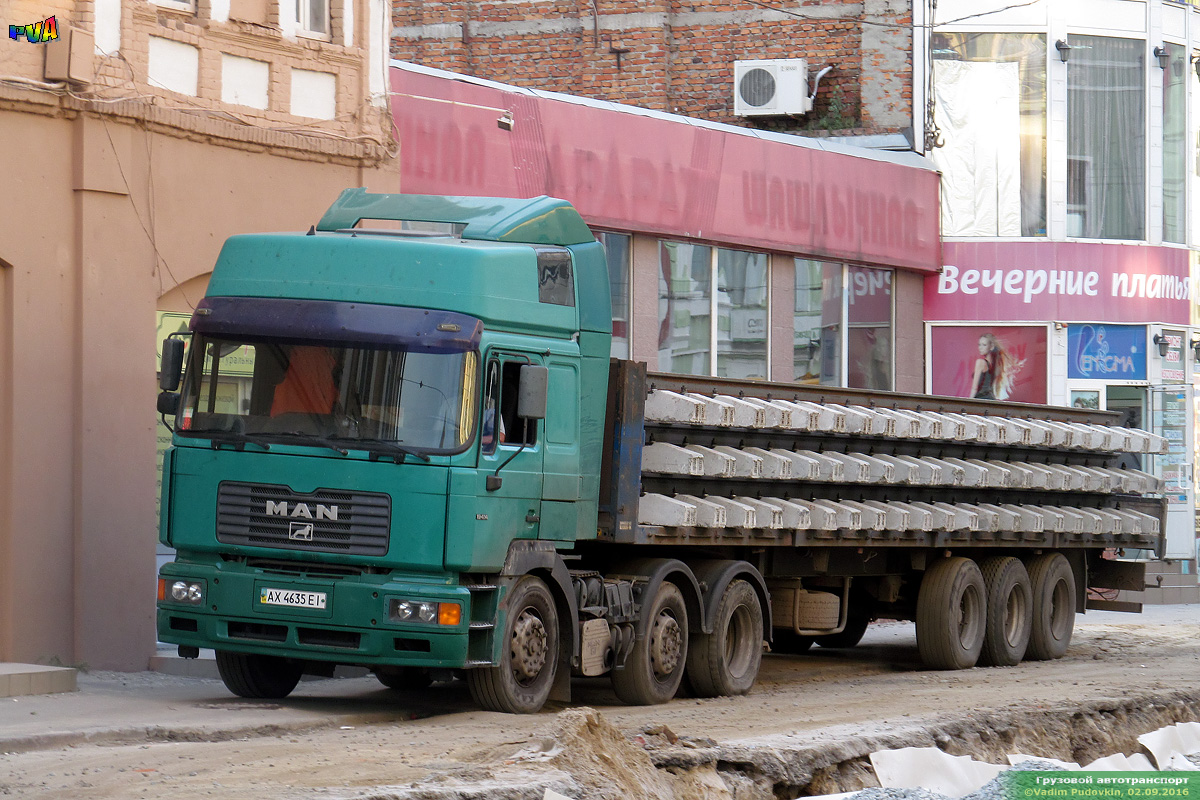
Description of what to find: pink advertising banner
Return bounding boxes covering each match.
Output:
[392,65,941,272]
[929,325,1048,404]
[925,242,1190,324]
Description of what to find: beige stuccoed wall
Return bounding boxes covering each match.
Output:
[0,107,397,670]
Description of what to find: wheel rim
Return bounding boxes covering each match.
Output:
[723,605,755,678]
[510,606,548,685]
[1004,585,1028,646]
[1049,577,1071,640]
[649,609,682,679]
[956,584,983,647]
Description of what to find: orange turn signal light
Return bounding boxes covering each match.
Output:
[438,603,461,626]
[157,578,166,601]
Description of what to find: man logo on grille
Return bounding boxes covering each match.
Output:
[289,521,314,541]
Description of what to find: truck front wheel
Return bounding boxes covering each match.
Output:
[467,575,559,714]
[215,650,303,699]
[612,581,688,705]
[686,579,763,697]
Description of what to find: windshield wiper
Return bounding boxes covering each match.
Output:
[263,431,350,455]
[335,438,431,463]
[200,431,272,451]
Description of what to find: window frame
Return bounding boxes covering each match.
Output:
[657,239,770,380]
[295,0,331,39]
[596,231,632,360]
[794,259,896,390]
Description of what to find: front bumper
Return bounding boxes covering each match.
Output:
[157,560,471,668]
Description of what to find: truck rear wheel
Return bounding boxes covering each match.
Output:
[1026,553,1075,661]
[916,557,986,670]
[686,579,763,697]
[467,575,559,714]
[215,650,303,699]
[612,581,688,705]
[978,556,1032,667]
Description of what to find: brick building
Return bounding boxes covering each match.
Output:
[1,0,397,669]
[390,0,916,139]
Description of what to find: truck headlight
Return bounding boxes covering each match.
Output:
[160,578,205,606]
[388,599,460,625]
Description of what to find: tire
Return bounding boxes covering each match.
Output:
[374,666,433,691]
[215,650,303,699]
[466,576,559,714]
[978,556,1032,667]
[916,557,987,670]
[814,609,871,649]
[770,630,815,654]
[1026,553,1076,661]
[686,580,764,697]
[612,581,688,705]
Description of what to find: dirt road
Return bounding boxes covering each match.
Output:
[2,606,1198,800]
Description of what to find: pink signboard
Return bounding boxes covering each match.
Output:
[925,242,1190,324]
[929,325,1048,404]
[392,65,941,273]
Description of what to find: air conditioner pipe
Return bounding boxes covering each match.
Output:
[809,65,834,102]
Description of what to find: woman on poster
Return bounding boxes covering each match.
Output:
[970,332,1023,400]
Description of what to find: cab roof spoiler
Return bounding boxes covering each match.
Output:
[316,188,596,246]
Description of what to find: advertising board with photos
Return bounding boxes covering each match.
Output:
[928,324,1048,404]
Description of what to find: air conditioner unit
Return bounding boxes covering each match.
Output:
[733,59,812,116]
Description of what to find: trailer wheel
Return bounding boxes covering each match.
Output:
[686,579,763,697]
[467,575,559,713]
[374,666,433,691]
[977,556,1032,667]
[215,650,303,699]
[916,557,986,670]
[1026,553,1076,661]
[612,581,688,705]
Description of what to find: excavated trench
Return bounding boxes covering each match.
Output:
[365,689,1200,800]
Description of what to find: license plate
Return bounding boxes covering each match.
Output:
[259,588,327,609]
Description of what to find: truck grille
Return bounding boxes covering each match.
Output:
[216,482,391,556]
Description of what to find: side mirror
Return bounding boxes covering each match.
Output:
[159,337,186,391]
[157,391,181,416]
[517,365,548,420]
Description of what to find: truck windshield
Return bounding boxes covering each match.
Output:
[176,335,479,454]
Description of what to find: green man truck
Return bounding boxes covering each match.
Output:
[156,190,1167,713]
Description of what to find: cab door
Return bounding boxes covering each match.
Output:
[444,353,544,572]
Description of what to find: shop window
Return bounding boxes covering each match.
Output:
[931,33,1046,237]
[597,232,631,359]
[657,241,768,379]
[1066,35,1145,240]
[846,267,893,391]
[658,241,713,376]
[796,261,894,391]
[794,259,841,385]
[716,249,767,380]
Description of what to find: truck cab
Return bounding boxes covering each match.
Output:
[157,190,610,709]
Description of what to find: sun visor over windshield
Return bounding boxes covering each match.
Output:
[190,296,483,353]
